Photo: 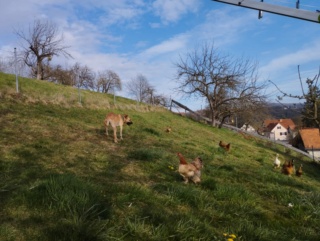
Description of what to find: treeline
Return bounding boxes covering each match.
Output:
[1,19,319,129]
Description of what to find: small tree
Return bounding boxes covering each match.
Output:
[301,83,320,128]
[48,64,73,85]
[47,63,95,90]
[73,63,96,90]
[235,102,269,129]
[0,57,9,73]
[153,94,171,107]
[271,66,320,129]
[15,19,71,80]
[175,43,267,127]
[96,70,122,94]
[126,74,153,103]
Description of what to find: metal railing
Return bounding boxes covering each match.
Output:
[170,99,319,162]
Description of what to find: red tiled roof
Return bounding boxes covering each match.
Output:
[299,128,320,149]
[263,119,296,131]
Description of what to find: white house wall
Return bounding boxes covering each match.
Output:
[307,150,320,159]
[271,123,289,141]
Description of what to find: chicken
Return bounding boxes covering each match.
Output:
[177,152,203,184]
[166,127,172,133]
[219,141,231,152]
[296,164,303,177]
[281,159,295,175]
[273,154,281,168]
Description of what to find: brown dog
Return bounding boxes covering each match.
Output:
[104,113,133,143]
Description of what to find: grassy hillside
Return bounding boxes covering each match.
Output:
[1,73,320,241]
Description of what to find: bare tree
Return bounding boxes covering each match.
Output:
[73,63,96,90]
[15,19,71,80]
[175,43,268,127]
[270,65,320,129]
[234,102,269,129]
[0,56,11,73]
[47,63,95,89]
[48,64,73,85]
[126,74,153,103]
[96,70,122,93]
[0,53,27,76]
[0,56,8,72]
[144,86,157,105]
[153,94,171,107]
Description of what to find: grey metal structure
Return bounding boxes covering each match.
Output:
[212,0,320,23]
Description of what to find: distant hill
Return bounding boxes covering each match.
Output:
[267,102,303,125]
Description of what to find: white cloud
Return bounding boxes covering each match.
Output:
[138,7,257,60]
[63,21,123,55]
[259,40,320,102]
[195,8,257,48]
[98,4,146,27]
[260,40,320,75]
[152,0,200,24]
[139,33,190,59]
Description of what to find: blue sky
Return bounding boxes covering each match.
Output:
[0,0,319,110]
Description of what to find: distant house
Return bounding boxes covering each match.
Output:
[262,119,296,141]
[240,124,255,133]
[293,128,320,159]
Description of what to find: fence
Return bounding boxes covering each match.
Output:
[170,99,319,162]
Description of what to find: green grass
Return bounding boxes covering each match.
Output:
[1,72,320,241]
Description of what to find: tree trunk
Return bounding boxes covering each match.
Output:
[210,109,216,127]
[218,118,225,128]
[37,59,42,80]
[219,115,229,129]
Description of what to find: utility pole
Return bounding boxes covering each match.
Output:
[76,67,82,105]
[113,79,116,105]
[14,47,19,93]
[78,82,82,104]
[212,0,320,23]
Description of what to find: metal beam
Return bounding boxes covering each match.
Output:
[212,0,320,23]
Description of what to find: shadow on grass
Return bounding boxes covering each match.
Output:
[24,174,112,241]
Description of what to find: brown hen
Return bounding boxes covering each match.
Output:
[177,152,203,184]
[219,141,231,152]
[296,164,303,177]
[281,159,295,175]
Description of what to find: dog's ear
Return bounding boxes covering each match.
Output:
[124,114,128,118]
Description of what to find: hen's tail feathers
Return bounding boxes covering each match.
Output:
[177,152,188,165]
